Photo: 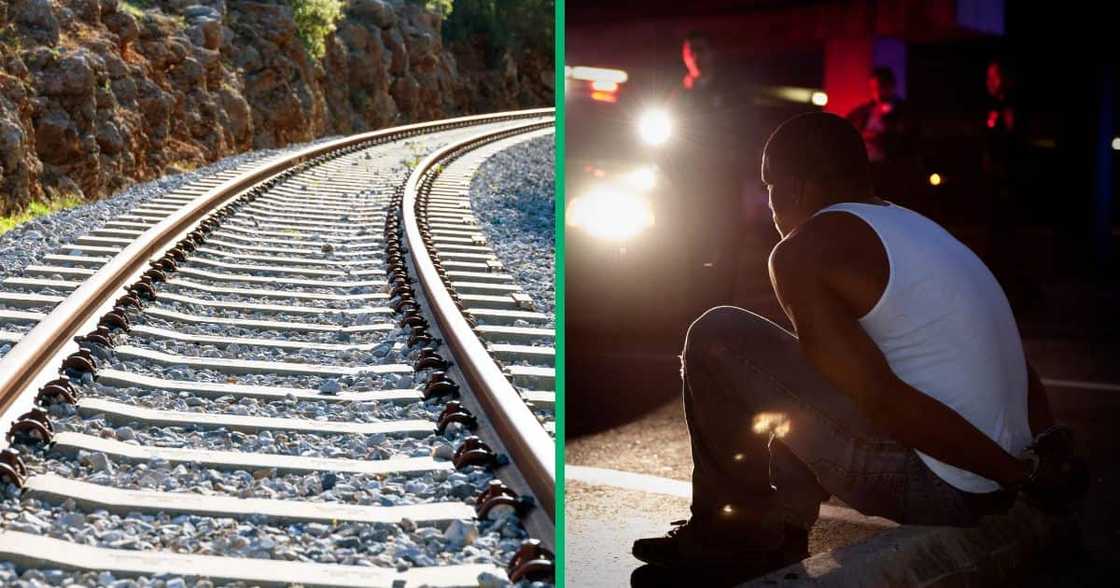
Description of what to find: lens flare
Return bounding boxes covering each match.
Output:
[567,186,655,241]
[622,166,657,192]
[637,108,672,146]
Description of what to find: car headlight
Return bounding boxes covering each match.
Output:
[621,166,658,192]
[567,185,656,242]
[637,108,672,146]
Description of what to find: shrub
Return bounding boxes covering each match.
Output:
[409,0,455,18]
[288,0,344,60]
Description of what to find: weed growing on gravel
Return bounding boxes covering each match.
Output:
[0,196,84,236]
[404,142,427,169]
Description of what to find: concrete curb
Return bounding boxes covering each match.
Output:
[745,500,1080,587]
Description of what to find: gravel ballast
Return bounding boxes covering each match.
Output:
[0,138,339,288]
[469,135,555,325]
[0,124,551,587]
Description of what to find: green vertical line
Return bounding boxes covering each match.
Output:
[553,0,566,585]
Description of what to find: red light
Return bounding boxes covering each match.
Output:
[590,91,618,103]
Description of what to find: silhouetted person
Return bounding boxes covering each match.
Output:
[982,58,1036,309]
[669,31,756,305]
[630,113,1086,587]
[983,58,1023,214]
[846,67,918,206]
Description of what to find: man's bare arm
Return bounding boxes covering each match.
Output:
[769,241,1029,488]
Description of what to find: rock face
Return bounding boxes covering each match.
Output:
[0,0,553,213]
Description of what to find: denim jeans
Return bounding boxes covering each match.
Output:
[681,306,1013,531]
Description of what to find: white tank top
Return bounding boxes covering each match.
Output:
[816,202,1032,492]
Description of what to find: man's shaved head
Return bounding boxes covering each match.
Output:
[762,112,872,199]
[762,113,874,236]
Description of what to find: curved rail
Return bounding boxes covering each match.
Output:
[403,121,556,521]
[0,109,553,436]
[0,111,557,584]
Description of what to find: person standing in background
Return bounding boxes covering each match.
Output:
[983,57,1023,219]
[668,31,756,305]
[982,57,1038,310]
[846,67,919,208]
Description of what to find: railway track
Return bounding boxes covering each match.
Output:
[0,109,555,587]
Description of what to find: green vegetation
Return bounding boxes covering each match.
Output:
[442,0,553,65]
[287,0,345,60]
[0,196,84,237]
[409,0,455,18]
[404,141,427,169]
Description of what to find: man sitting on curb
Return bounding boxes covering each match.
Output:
[631,113,1088,585]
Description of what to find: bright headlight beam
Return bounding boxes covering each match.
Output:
[637,109,672,146]
[622,166,657,192]
[567,187,655,241]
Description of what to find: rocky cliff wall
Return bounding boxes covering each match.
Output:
[0,0,553,213]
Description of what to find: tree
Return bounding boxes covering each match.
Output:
[443,0,554,65]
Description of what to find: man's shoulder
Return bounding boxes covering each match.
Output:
[771,212,883,281]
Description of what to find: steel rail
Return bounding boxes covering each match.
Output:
[403,121,557,520]
[0,108,552,433]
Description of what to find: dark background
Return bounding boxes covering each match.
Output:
[564,1,1119,580]
[565,0,1119,428]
